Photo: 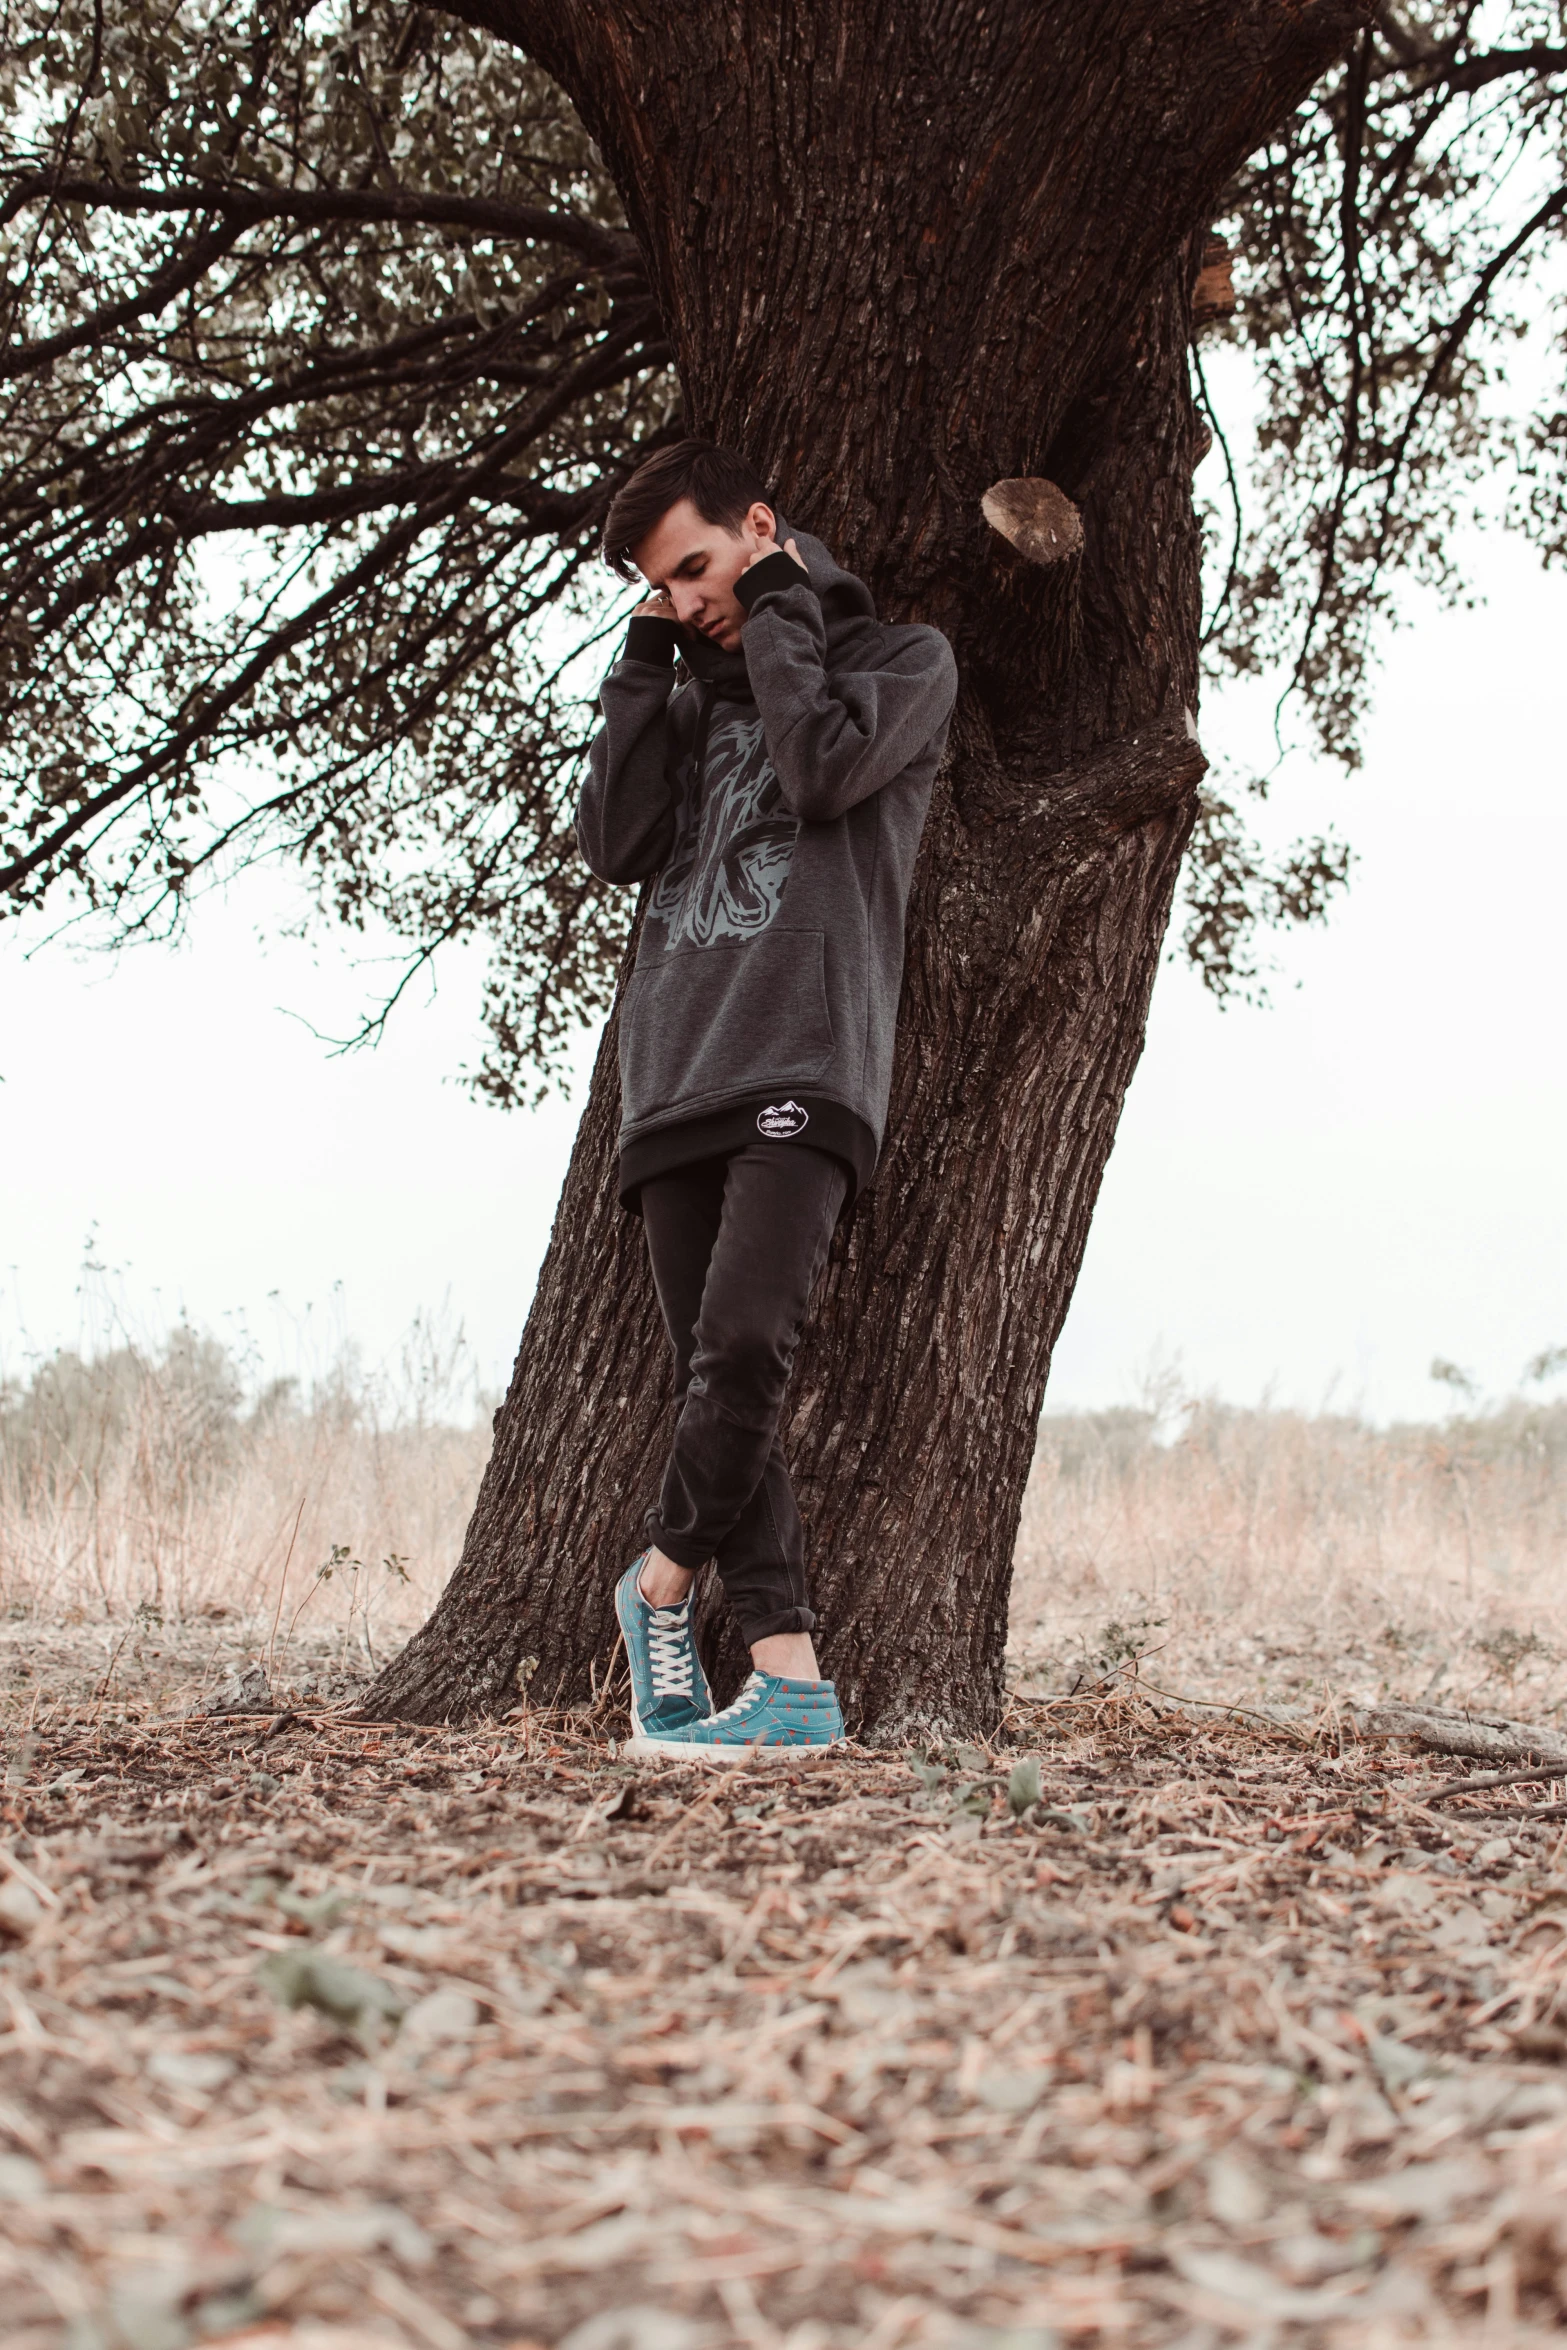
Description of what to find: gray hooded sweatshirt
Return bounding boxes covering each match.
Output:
[576,528,957,1207]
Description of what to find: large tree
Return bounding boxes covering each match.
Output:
[5,4,1565,1731]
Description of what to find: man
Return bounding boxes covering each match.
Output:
[577,440,956,1756]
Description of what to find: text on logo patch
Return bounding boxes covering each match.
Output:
[757,1100,809,1139]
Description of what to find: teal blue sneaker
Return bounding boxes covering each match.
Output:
[632,1669,844,1760]
[615,1555,711,1745]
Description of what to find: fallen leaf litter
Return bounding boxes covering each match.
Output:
[3,1680,1567,2347]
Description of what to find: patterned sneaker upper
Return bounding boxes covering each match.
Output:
[614,1555,712,1734]
[631,1669,844,1757]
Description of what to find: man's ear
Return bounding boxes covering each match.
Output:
[744,501,777,545]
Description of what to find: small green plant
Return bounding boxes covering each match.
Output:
[908,1752,999,1820]
[281,1544,412,1670]
[314,1542,358,1587]
[1071,1613,1168,1691]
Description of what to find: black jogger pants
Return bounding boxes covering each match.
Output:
[639,1142,848,1646]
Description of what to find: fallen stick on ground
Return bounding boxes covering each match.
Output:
[1352,1701,1567,1769]
[1126,1677,1567,1771]
[1425,1766,1566,1803]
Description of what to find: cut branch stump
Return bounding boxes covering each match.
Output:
[981,477,1084,567]
[1192,234,1236,327]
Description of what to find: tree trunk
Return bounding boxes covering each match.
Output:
[367,0,1369,1734]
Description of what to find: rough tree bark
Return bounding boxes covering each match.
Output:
[366,1,1370,1736]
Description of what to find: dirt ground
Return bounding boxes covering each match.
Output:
[3,1625,1567,2349]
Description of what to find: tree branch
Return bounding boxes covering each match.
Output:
[1275,28,1372,725]
[0,221,244,378]
[1436,44,1567,93]
[1010,713,1208,867]
[1,308,655,896]
[158,468,604,539]
[0,172,641,275]
[0,0,104,351]
[1369,177,1567,567]
[21,273,623,483]
[1370,39,1567,95]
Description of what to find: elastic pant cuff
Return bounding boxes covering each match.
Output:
[735,1602,818,1646]
[644,1522,713,1574]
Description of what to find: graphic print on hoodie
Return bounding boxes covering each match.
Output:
[647,709,800,949]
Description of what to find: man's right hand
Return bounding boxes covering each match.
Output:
[634,591,676,619]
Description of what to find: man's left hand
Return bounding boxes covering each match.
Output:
[744,535,808,575]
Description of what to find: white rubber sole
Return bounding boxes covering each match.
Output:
[622,1730,843,1762]
[624,1698,724,1757]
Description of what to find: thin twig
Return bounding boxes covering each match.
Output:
[263,1494,309,1690]
[90,1626,135,1722]
[0,1846,59,1908]
[641,1752,758,1869]
[1119,1673,1317,1748]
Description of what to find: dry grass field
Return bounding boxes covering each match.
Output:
[1013,1394,1567,1726]
[5,1335,1564,1719]
[3,1336,1567,2348]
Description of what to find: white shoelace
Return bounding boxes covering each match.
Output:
[646,1603,696,1699]
[702,1670,768,1727]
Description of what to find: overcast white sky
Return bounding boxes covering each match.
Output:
[3,528,1563,1425]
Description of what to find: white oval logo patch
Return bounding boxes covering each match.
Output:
[757,1100,809,1140]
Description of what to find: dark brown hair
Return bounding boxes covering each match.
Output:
[601,440,772,579]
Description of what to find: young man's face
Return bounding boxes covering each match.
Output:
[632,496,777,652]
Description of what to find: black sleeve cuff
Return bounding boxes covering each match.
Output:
[735,549,816,612]
[624,614,678,664]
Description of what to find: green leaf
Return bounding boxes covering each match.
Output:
[257,1947,406,2044]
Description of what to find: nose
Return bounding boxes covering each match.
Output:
[669,581,705,627]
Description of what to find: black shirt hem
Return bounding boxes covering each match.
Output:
[618,1095,877,1212]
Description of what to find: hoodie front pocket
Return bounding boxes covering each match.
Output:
[619,927,833,1120]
